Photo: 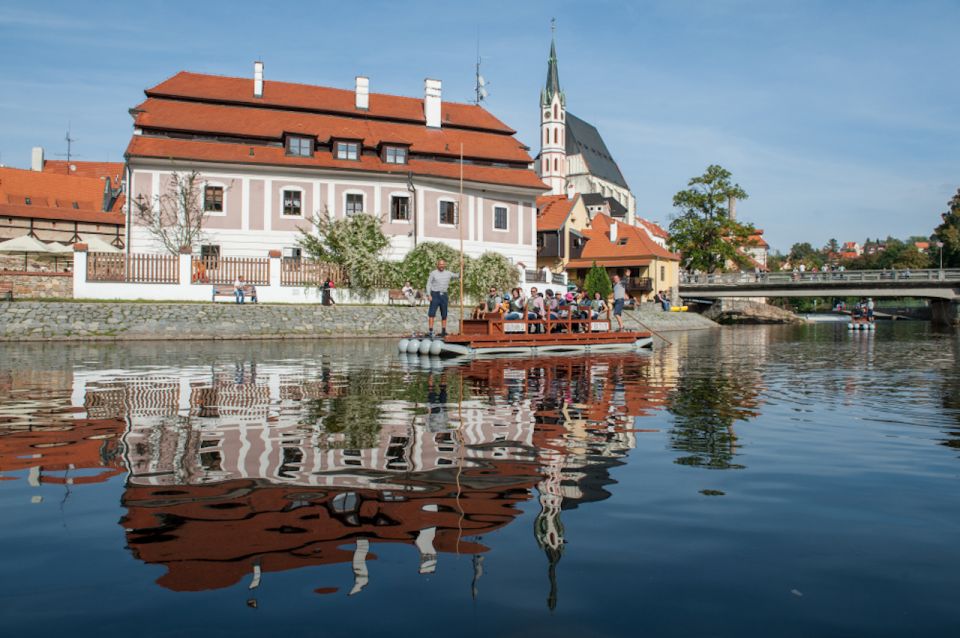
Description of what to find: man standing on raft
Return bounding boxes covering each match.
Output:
[426,259,459,338]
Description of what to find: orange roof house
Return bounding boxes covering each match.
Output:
[126,65,546,261]
[535,193,590,273]
[565,214,680,300]
[0,164,125,252]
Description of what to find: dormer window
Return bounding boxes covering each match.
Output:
[25,197,32,205]
[285,135,313,157]
[335,141,360,161]
[384,146,408,164]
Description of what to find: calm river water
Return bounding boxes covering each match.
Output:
[1,323,959,637]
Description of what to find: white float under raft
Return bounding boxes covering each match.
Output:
[847,321,876,331]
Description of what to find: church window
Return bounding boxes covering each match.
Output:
[553,158,558,171]
[553,128,557,144]
[544,129,548,145]
[553,104,558,119]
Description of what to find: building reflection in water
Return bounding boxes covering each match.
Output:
[0,341,768,607]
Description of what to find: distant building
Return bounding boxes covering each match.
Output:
[535,34,636,223]
[0,151,124,268]
[535,193,589,272]
[563,213,679,301]
[125,64,546,262]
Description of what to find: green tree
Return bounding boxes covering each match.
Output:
[298,211,390,296]
[824,238,839,255]
[400,242,467,299]
[933,188,960,268]
[788,242,824,269]
[464,252,519,300]
[668,164,757,273]
[583,262,612,299]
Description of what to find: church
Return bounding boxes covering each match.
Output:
[536,34,637,224]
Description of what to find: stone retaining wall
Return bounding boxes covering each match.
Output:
[0,271,73,299]
[0,300,717,342]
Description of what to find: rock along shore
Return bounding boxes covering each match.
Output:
[0,300,718,342]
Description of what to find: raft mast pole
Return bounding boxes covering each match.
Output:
[459,143,465,332]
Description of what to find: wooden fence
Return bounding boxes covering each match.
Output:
[280,259,347,287]
[193,257,270,286]
[86,252,179,284]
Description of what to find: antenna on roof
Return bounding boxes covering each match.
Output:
[54,123,81,168]
[474,37,489,105]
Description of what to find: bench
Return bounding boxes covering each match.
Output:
[0,283,12,302]
[389,289,422,306]
[212,284,258,303]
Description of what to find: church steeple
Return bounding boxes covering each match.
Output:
[538,19,568,196]
[541,19,565,107]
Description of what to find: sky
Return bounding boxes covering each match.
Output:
[1,0,957,253]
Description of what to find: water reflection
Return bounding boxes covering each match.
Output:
[0,346,689,606]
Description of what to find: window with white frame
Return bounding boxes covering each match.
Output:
[345,193,364,215]
[286,135,313,157]
[493,206,508,230]
[203,185,224,213]
[390,195,410,222]
[335,141,360,160]
[282,189,303,216]
[438,200,457,226]
[384,146,408,164]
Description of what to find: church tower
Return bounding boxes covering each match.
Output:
[539,25,567,196]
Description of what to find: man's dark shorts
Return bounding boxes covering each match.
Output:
[428,291,449,319]
[613,298,625,316]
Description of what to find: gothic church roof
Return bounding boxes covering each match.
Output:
[565,113,629,191]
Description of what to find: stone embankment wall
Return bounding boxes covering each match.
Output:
[0,301,717,342]
[0,271,73,299]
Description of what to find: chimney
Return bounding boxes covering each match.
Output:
[424,78,442,128]
[253,61,264,98]
[31,146,44,172]
[609,221,618,243]
[728,195,737,220]
[355,76,369,110]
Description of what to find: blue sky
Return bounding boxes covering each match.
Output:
[1,0,957,252]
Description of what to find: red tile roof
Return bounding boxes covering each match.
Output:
[567,214,679,268]
[637,217,669,240]
[43,160,125,183]
[130,71,544,193]
[126,136,547,190]
[134,98,531,163]
[0,166,125,225]
[747,233,769,249]
[147,71,515,134]
[536,194,578,231]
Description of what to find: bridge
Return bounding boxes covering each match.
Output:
[680,268,960,300]
[678,268,960,325]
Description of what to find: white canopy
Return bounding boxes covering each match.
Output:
[45,241,75,254]
[80,235,122,254]
[0,234,52,253]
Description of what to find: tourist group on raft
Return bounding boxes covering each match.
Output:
[405,259,636,339]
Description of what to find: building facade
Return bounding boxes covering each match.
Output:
[126,65,546,263]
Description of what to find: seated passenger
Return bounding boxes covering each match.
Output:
[590,292,607,320]
[504,288,526,320]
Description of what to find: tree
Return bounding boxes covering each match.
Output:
[933,188,960,268]
[298,211,390,296]
[583,263,612,299]
[668,164,757,273]
[133,171,214,255]
[824,238,839,255]
[464,252,519,300]
[788,242,824,269]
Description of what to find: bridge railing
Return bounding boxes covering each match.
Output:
[681,268,960,287]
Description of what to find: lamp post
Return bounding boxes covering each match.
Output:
[936,241,944,270]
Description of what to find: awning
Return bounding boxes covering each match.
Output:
[0,234,52,253]
[80,234,122,254]
[45,242,75,254]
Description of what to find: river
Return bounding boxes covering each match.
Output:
[1,323,958,637]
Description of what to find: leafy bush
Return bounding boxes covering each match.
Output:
[583,262,612,299]
[464,252,519,300]
[299,211,390,297]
